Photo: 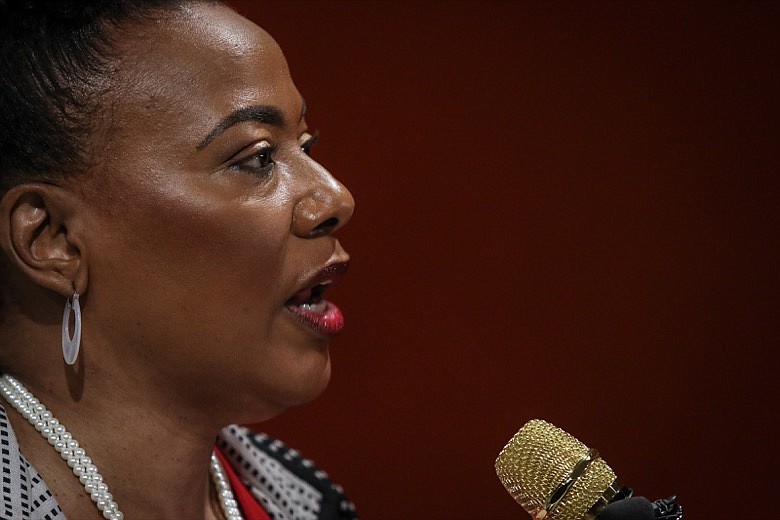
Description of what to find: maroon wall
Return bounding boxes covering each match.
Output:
[232,2,779,518]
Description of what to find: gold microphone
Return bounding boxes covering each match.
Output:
[495,419,622,520]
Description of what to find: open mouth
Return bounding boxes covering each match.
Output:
[284,262,348,337]
[285,280,334,314]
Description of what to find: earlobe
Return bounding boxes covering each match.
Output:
[0,183,88,298]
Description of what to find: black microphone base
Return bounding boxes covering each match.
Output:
[596,488,683,520]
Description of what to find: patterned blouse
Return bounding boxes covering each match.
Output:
[0,403,358,520]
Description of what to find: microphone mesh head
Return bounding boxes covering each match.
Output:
[495,419,618,520]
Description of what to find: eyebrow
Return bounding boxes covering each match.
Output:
[196,100,308,151]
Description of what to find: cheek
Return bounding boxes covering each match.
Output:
[152,202,286,290]
[85,179,295,350]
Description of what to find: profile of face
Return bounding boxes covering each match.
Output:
[63,3,354,420]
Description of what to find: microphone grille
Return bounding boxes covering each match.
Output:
[495,419,618,520]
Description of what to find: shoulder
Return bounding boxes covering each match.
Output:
[217,425,358,520]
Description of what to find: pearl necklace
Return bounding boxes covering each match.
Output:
[210,452,244,520]
[0,374,244,520]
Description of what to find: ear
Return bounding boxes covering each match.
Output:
[0,183,89,298]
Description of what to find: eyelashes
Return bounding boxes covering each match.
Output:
[229,131,319,177]
[232,140,275,175]
[299,131,319,156]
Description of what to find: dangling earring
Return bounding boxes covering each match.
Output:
[62,289,81,365]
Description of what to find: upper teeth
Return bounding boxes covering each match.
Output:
[300,301,328,313]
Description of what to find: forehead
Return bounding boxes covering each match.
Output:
[109,3,299,144]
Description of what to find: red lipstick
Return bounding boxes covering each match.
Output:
[285,262,348,337]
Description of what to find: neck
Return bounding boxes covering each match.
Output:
[0,300,280,519]
[1,367,237,520]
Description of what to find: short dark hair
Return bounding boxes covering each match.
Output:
[0,0,208,190]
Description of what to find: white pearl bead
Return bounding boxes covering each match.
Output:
[0,375,136,520]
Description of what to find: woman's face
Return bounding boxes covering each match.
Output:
[72,3,353,419]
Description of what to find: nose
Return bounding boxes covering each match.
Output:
[292,164,354,238]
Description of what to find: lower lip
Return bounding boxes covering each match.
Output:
[285,300,345,338]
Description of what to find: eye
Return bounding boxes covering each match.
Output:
[299,131,319,156]
[229,140,275,176]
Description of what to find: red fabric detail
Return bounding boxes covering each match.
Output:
[214,447,272,520]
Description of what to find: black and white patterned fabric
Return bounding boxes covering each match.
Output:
[0,403,357,520]
[0,403,63,519]
[217,426,358,520]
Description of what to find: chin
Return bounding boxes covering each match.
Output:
[263,352,333,415]
[292,357,333,405]
[230,363,332,424]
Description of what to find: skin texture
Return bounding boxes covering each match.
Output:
[0,3,353,519]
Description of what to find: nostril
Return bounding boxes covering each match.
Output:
[309,217,339,237]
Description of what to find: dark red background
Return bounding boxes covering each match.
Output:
[231,2,779,518]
